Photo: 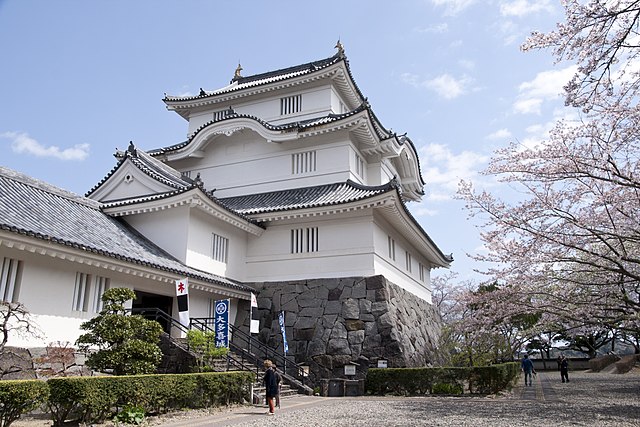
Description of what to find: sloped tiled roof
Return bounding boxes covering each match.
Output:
[163,52,365,104]
[219,180,397,215]
[86,143,194,197]
[0,166,251,293]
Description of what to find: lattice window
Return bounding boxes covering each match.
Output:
[355,153,365,178]
[388,236,396,261]
[291,227,319,253]
[72,272,92,312]
[93,276,110,313]
[0,257,22,303]
[281,94,302,115]
[419,263,427,282]
[292,151,317,175]
[405,251,412,273]
[212,233,229,263]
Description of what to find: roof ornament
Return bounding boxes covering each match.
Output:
[127,141,137,157]
[232,63,243,82]
[199,88,206,96]
[194,172,204,188]
[335,39,345,57]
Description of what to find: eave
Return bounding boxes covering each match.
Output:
[102,188,265,236]
[0,231,251,300]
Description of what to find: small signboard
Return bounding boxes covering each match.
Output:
[344,364,356,376]
[214,299,229,348]
[377,360,388,368]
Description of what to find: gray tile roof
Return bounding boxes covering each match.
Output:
[0,166,251,293]
[163,53,366,103]
[87,142,194,197]
[219,180,397,215]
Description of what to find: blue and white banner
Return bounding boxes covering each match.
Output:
[214,299,229,348]
[278,310,288,354]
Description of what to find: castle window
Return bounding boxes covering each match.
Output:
[72,272,92,312]
[405,251,412,273]
[387,236,396,261]
[355,153,365,178]
[291,227,319,253]
[212,233,229,263]
[419,263,427,282]
[212,110,227,121]
[0,257,23,303]
[292,151,317,174]
[281,94,302,115]
[93,276,110,313]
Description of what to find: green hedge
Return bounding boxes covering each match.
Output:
[0,380,49,427]
[47,371,254,425]
[365,363,519,396]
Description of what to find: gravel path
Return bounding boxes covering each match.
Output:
[13,370,640,426]
[156,370,640,427]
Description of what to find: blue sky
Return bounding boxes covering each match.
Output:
[0,0,571,282]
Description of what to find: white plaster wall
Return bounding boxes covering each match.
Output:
[185,208,248,280]
[186,86,334,135]
[245,212,376,281]
[124,206,190,263]
[171,132,355,198]
[371,215,433,304]
[1,244,243,348]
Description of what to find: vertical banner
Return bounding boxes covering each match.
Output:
[175,278,189,330]
[214,299,230,348]
[250,292,259,334]
[278,310,288,354]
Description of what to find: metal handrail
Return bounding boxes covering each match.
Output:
[129,307,190,335]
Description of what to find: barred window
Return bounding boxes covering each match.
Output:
[419,263,426,282]
[212,233,229,263]
[387,236,396,261]
[281,94,302,115]
[292,151,317,174]
[93,276,110,313]
[212,110,226,121]
[355,153,365,178]
[72,272,92,312]
[0,257,23,303]
[405,251,412,273]
[291,227,319,253]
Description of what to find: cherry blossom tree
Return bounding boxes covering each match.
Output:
[458,0,640,340]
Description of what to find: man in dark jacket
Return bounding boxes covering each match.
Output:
[521,354,535,386]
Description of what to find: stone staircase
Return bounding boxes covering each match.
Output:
[157,333,308,404]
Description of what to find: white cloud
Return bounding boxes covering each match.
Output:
[485,128,512,140]
[2,131,89,161]
[430,0,477,16]
[514,65,577,114]
[458,59,475,70]
[402,73,473,100]
[414,23,449,34]
[499,0,554,17]
[419,143,489,203]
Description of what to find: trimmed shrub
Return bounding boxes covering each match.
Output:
[365,363,519,396]
[0,380,49,427]
[48,371,254,425]
[589,354,620,372]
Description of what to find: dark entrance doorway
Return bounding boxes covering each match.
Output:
[133,290,173,333]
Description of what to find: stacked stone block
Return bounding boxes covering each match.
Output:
[247,275,442,382]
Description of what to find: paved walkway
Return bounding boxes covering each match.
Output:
[146,370,639,426]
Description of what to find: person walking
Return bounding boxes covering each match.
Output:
[521,354,535,386]
[560,355,569,383]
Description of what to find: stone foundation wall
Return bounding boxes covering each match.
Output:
[245,275,442,382]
